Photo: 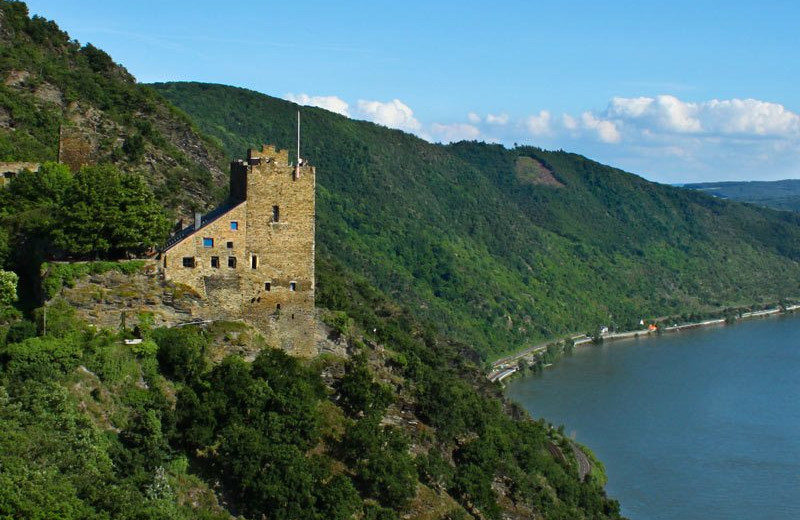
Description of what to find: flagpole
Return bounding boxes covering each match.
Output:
[295,110,301,178]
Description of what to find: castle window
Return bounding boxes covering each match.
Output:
[272,205,280,222]
[211,256,220,268]
[230,221,239,230]
[289,281,297,292]
[203,237,214,248]
[228,256,237,268]
[182,257,195,268]
[227,241,234,249]
[251,255,258,269]
[264,282,271,291]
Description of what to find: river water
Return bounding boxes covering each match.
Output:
[505,315,800,520]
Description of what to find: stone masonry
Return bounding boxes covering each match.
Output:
[0,161,39,187]
[161,145,316,356]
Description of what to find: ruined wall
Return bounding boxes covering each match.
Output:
[161,145,316,356]
[0,161,39,187]
[58,125,97,172]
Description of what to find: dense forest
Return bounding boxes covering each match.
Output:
[156,82,800,359]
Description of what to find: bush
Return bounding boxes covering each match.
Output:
[152,327,209,385]
[4,320,37,345]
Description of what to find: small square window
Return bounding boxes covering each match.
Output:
[228,256,237,268]
[289,282,297,292]
[230,221,239,230]
[203,237,214,248]
[226,241,234,249]
[182,257,195,268]
[211,256,220,268]
[264,282,271,291]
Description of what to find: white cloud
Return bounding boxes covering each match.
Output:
[526,110,552,136]
[701,98,800,135]
[356,98,420,131]
[562,114,578,131]
[486,113,509,125]
[607,95,700,133]
[285,93,350,116]
[430,122,481,143]
[580,112,621,143]
[604,95,800,137]
[467,112,481,124]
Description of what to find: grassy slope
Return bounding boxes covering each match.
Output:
[154,82,800,359]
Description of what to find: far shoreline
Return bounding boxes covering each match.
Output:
[488,302,800,383]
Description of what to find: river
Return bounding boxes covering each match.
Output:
[505,314,800,520]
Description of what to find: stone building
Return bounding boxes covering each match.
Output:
[160,145,316,356]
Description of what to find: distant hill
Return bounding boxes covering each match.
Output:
[0,2,226,214]
[155,82,800,359]
[683,179,800,212]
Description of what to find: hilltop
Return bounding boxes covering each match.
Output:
[156,82,800,359]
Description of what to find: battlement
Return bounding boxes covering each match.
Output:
[230,145,315,203]
[248,144,290,165]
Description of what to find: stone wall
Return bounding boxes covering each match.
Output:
[161,145,316,356]
[0,161,39,187]
[53,262,347,362]
[58,125,97,172]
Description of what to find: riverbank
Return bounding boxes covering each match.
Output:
[488,302,800,382]
[504,315,800,520]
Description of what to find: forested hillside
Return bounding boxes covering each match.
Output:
[156,82,800,359]
[3,2,800,518]
[0,3,624,519]
[0,1,227,213]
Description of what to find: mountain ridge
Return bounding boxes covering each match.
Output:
[683,179,800,212]
[154,81,800,359]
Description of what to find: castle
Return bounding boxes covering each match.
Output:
[160,145,316,356]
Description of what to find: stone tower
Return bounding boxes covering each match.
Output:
[161,144,316,356]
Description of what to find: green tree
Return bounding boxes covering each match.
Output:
[0,269,18,305]
[0,227,10,267]
[53,164,169,257]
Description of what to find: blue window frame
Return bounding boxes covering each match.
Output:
[230,221,239,230]
[203,237,214,248]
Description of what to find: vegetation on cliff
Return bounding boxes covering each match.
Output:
[0,0,227,213]
[0,266,623,519]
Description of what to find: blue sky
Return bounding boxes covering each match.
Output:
[22,0,800,183]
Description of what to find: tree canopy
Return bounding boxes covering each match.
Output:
[1,162,169,261]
